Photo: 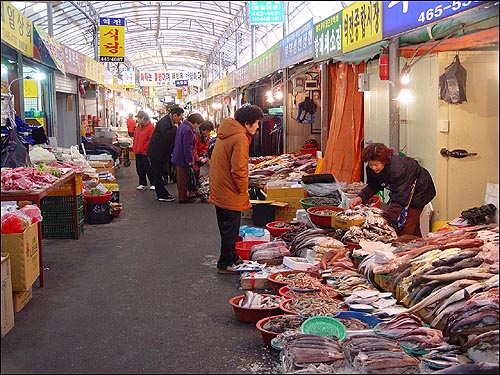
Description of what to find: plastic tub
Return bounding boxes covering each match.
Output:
[333,310,382,329]
[83,190,112,204]
[265,221,306,238]
[235,240,267,260]
[307,206,343,227]
[255,314,305,347]
[228,295,283,323]
[267,270,321,293]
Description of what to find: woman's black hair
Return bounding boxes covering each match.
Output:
[234,104,264,126]
[186,113,204,125]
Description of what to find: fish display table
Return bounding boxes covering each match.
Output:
[1,171,79,287]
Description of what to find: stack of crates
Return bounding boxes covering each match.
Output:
[40,174,84,239]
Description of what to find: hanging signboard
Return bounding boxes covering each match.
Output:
[280,19,314,68]
[170,71,202,86]
[34,25,65,75]
[1,1,33,57]
[233,63,250,88]
[121,67,135,88]
[139,71,169,87]
[175,80,189,87]
[314,11,342,61]
[249,1,284,24]
[99,17,125,62]
[382,1,486,39]
[63,45,86,77]
[249,42,280,82]
[342,1,382,53]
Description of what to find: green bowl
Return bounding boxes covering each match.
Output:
[300,197,341,210]
[301,316,347,340]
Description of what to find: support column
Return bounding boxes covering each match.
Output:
[388,37,400,153]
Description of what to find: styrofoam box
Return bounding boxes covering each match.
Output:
[283,256,315,271]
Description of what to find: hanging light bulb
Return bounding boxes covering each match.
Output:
[275,88,283,100]
[400,73,410,85]
[394,88,415,104]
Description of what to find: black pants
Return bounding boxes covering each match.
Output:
[215,206,241,269]
[135,154,154,186]
[150,158,173,199]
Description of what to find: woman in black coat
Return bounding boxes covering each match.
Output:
[349,142,436,237]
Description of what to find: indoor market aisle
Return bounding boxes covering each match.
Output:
[1,162,280,374]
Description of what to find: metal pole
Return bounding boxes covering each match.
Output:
[47,3,54,36]
[251,25,256,60]
[320,61,328,152]
[388,37,400,153]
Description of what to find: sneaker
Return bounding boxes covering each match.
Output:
[158,195,175,202]
[150,185,156,190]
[217,265,240,274]
[136,185,147,190]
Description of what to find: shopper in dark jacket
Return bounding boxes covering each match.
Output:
[146,107,184,201]
[349,142,436,237]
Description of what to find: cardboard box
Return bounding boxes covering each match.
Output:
[266,186,306,222]
[240,272,273,290]
[332,213,365,231]
[89,160,113,169]
[1,253,15,337]
[13,286,32,313]
[1,223,40,291]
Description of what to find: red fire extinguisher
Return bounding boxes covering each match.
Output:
[379,48,389,81]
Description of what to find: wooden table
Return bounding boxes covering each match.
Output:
[1,170,79,287]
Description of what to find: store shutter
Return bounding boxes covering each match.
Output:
[54,71,78,94]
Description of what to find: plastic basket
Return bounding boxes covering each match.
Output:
[235,240,267,260]
[86,201,111,224]
[301,316,347,340]
[42,218,84,239]
[41,194,84,212]
[83,191,112,204]
[47,174,83,196]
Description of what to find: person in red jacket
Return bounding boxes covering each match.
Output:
[132,111,155,190]
[192,120,214,199]
[126,113,136,137]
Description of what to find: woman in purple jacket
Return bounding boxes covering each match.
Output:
[171,113,204,203]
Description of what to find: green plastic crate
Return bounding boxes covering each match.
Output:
[41,219,84,239]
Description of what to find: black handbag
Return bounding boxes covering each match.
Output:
[187,165,197,191]
[1,125,31,168]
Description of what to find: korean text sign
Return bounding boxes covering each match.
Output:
[342,1,382,53]
[249,1,283,24]
[314,11,342,61]
[382,1,486,38]
[1,1,33,57]
[99,17,125,62]
[280,19,314,68]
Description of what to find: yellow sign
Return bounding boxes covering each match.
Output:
[1,1,33,57]
[342,1,382,53]
[23,79,38,98]
[176,88,182,100]
[99,18,125,62]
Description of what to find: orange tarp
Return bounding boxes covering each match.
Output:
[319,62,364,183]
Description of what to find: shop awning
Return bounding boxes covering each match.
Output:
[33,25,65,75]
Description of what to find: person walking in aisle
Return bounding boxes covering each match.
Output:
[132,110,155,190]
[209,104,264,274]
[349,142,436,237]
[193,120,214,199]
[126,113,136,137]
[171,113,205,203]
[147,107,185,202]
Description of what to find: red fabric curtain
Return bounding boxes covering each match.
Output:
[319,61,365,183]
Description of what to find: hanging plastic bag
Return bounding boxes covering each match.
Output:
[438,55,467,104]
[1,125,32,168]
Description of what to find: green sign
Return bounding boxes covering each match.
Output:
[314,11,342,61]
[249,1,283,24]
[249,42,280,82]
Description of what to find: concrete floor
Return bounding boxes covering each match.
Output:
[1,162,281,374]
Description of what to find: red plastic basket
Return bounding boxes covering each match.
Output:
[235,240,268,260]
[83,190,112,203]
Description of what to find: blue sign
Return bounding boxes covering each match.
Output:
[249,1,283,24]
[280,19,314,68]
[382,1,486,38]
[175,79,189,87]
[99,17,125,26]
